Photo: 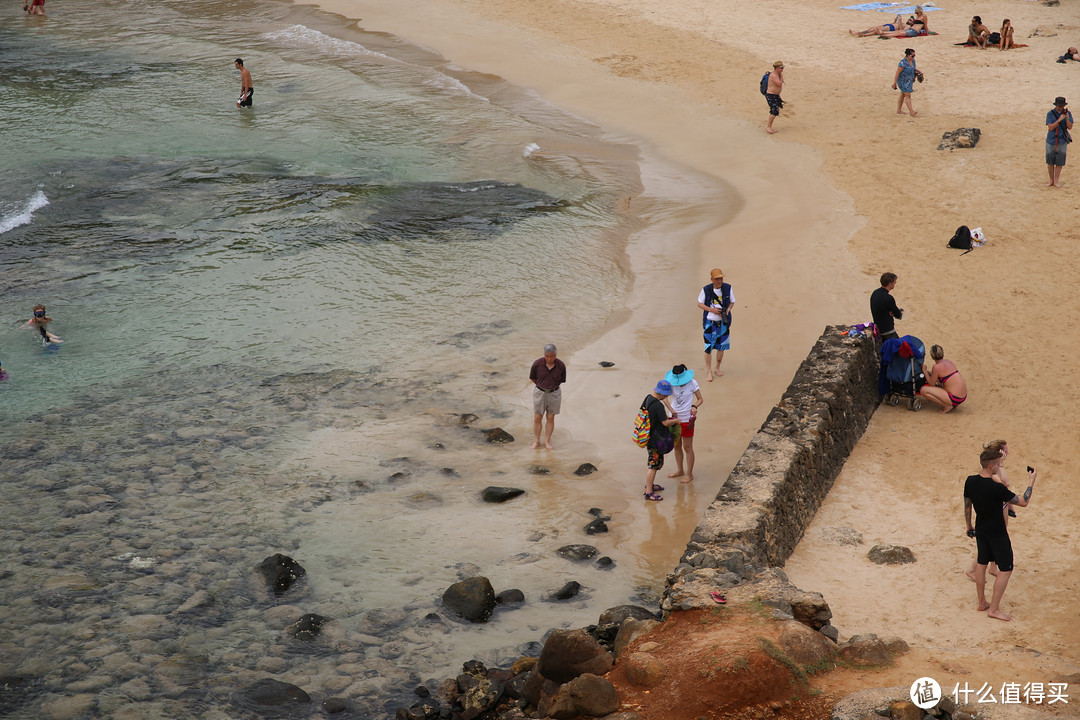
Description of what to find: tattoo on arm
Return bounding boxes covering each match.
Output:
[1023,487,1032,502]
[964,497,972,508]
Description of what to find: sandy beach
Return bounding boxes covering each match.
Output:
[313,0,1079,706]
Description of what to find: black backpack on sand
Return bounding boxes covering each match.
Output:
[947,225,974,252]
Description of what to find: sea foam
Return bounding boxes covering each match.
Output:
[0,190,48,235]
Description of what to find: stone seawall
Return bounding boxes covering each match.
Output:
[667,326,878,595]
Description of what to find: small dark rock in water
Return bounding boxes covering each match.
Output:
[407,698,441,719]
[442,576,497,623]
[598,605,656,625]
[287,613,328,642]
[255,554,306,596]
[432,442,445,450]
[481,486,525,503]
[496,589,525,604]
[549,581,582,601]
[441,467,458,476]
[459,413,479,425]
[387,471,409,482]
[599,361,615,367]
[584,518,608,535]
[481,427,515,444]
[587,507,611,520]
[414,685,431,698]
[528,465,550,475]
[575,463,598,476]
[557,544,599,561]
[241,678,311,707]
[323,698,347,714]
[596,556,615,568]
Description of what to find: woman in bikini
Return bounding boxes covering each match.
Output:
[879,8,928,38]
[850,14,904,37]
[920,344,966,412]
[999,19,1016,50]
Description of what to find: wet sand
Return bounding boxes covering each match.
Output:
[313,0,1080,698]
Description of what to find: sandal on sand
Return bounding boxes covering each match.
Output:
[643,492,663,502]
[652,484,665,492]
[709,591,726,604]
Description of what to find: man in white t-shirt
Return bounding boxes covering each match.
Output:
[696,268,735,381]
[664,364,704,483]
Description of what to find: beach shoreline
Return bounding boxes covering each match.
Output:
[309,0,1079,701]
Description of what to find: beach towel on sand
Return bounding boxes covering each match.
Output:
[842,2,941,12]
[878,31,939,38]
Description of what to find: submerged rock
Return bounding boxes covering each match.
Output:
[495,589,525,605]
[584,518,608,535]
[481,428,514,444]
[255,554,306,596]
[557,544,598,561]
[574,463,598,476]
[240,678,311,708]
[287,613,329,642]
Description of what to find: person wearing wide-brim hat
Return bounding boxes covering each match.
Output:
[641,380,681,501]
[664,364,703,483]
[1046,96,1073,188]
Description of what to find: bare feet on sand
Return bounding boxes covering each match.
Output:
[940,406,953,414]
[680,474,694,484]
[987,608,1013,621]
[977,601,991,611]
[668,470,684,479]
[766,128,778,134]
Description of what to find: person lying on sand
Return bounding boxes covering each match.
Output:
[1057,47,1079,63]
[879,15,928,39]
[850,14,904,37]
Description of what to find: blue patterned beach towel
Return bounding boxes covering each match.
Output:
[842,2,941,11]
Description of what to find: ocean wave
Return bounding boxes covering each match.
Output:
[262,24,400,63]
[0,190,49,235]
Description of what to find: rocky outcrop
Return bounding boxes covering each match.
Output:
[536,629,614,684]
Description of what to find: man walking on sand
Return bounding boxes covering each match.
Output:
[765,61,784,134]
[697,268,735,381]
[964,447,1037,621]
[235,58,254,108]
[1046,96,1073,188]
[529,343,566,450]
[869,272,903,344]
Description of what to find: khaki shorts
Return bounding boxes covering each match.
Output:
[533,386,562,415]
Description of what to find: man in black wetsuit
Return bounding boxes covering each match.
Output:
[964,447,1037,622]
[870,272,903,344]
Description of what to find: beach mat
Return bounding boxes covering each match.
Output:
[842,2,942,12]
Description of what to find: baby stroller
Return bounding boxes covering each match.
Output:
[880,335,927,411]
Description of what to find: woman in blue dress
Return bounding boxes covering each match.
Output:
[892,48,918,116]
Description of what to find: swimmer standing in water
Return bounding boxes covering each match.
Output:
[23,304,63,343]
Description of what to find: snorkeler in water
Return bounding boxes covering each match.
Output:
[23,304,63,343]
[0,359,8,381]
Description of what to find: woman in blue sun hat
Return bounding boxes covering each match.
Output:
[665,364,703,484]
[641,379,681,501]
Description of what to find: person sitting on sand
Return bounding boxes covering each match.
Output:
[920,344,966,412]
[966,16,990,48]
[22,304,63,344]
[850,14,904,37]
[999,19,1016,50]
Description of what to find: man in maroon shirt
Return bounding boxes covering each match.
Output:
[529,343,566,449]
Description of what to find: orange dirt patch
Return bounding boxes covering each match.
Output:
[606,607,844,720]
